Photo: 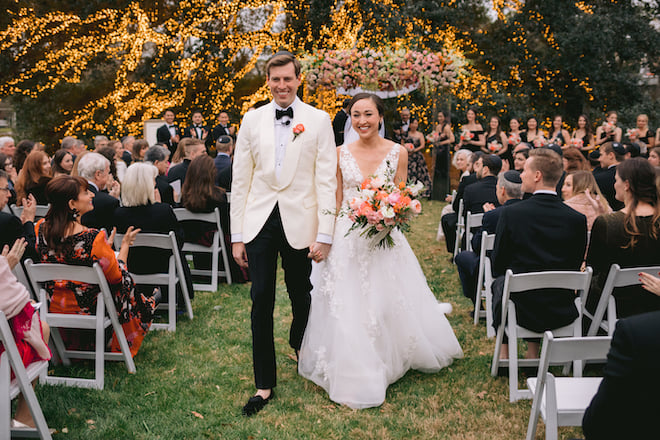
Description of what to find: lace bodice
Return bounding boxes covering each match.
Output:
[339,144,400,207]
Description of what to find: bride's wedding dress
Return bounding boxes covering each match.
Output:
[298,143,463,409]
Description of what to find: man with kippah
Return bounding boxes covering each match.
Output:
[455,170,523,309]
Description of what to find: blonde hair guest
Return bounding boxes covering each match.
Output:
[121,163,159,207]
[562,170,612,230]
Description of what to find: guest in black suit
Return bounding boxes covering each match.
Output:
[120,135,134,166]
[213,135,233,187]
[0,170,37,262]
[113,163,193,299]
[582,310,660,439]
[144,145,175,205]
[181,109,213,152]
[455,170,522,306]
[211,111,235,144]
[462,153,502,218]
[167,138,207,186]
[78,152,120,232]
[332,99,350,146]
[594,142,626,211]
[156,108,181,158]
[491,148,587,358]
[15,150,51,206]
[586,157,660,320]
[441,151,482,253]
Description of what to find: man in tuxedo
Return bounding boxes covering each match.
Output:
[156,108,181,157]
[491,148,587,359]
[582,310,660,439]
[0,170,37,261]
[182,110,213,152]
[212,111,235,144]
[231,51,336,416]
[462,154,502,218]
[331,98,350,146]
[399,107,411,135]
[120,135,134,165]
[593,141,625,211]
[455,170,522,307]
[144,145,175,205]
[214,135,233,188]
[78,152,120,232]
[167,138,206,186]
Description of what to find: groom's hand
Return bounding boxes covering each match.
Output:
[308,242,331,262]
[232,242,249,268]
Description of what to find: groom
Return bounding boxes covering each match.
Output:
[230,51,337,416]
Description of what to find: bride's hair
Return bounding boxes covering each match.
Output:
[348,93,384,116]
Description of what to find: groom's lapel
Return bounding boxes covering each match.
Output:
[258,103,277,185]
[278,108,307,189]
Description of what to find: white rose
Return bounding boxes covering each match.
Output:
[410,182,425,197]
[379,205,395,219]
[362,189,375,199]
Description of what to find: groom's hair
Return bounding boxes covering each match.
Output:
[266,51,301,77]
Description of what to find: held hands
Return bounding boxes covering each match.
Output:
[308,242,331,263]
[232,242,248,269]
[483,202,496,212]
[20,194,37,224]
[1,238,27,270]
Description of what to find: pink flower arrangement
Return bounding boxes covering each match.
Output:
[488,141,501,153]
[404,143,415,152]
[460,129,474,142]
[301,48,460,95]
[343,169,426,249]
[508,133,521,146]
[568,138,584,149]
[426,131,440,143]
[602,121,616,134]
[533,136,547,148]
[626,128,639,140]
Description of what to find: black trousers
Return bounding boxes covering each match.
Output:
[245,205,312,389]
[441,212,458,253]
[455,250,480,305]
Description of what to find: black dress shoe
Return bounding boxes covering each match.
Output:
[242,390,275,416]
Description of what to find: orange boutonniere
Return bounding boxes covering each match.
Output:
[292,123,305,141]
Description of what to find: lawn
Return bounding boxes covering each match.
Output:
[32,200,583,439]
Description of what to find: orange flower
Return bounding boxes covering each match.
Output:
[398,181,406,190]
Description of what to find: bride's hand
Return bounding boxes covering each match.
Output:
[308,242,331,262]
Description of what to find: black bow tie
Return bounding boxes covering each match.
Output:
[276,107,293,120]
[194,125,201,128]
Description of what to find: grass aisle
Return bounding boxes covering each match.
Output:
[35,200,582,439]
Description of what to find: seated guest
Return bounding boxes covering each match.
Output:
[441,151,482,253]
[455,170,522,307]
[78,152,120,232]
[0,243,51,430]
[562,170,612,231]
[562,146,589,173]
[35,176,156,357]
[586,157,660,319]
[438,149,472,240]
[167,137,206,186]
[15,150,51,205]
[214,135,233,187]
[144,145,175,205]
[491,148,587,358]
[0,170,37,261]
[462,153,502,217]
[594,141,626,211]
[120,135,134,166]
[109,140,127,182]
[13,140,35,174]
[113,163,194,299]
[512,147,529,172]
[582,310,660,439]
[0,136,15,157]
[0,152,18,205]
[131,139,149,163]
[97,146,121,184]
[51,149,74,178]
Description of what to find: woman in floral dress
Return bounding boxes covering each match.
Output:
[35,175,157,357]
[404,118,432,197]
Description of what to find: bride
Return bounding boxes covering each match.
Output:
[298,93,463,409]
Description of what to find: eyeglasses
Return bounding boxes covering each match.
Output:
[4,162,12,167]
[0,187,9,192]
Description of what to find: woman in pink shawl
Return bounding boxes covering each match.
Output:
[0,238,51,429]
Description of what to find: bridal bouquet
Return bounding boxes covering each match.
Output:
[569,138,584,149]
[343,168,425,249]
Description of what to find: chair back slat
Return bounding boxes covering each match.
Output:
[544,332,612,364]
[173,207,219,225]
[506,267,592,294]
[114,231,176,251]
[24,259,107,285]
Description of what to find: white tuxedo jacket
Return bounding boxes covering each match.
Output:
[230,101,337,249]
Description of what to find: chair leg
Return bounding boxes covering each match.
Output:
[1,356,10,440]
[485,289,495,338]
[49,328,70,366]
[95,300,105,390]
[473,289,481,326]
[508,330,519,402]
[491,327,505,377]
[169,275,176,332]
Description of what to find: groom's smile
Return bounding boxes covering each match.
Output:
[267,62,301,108]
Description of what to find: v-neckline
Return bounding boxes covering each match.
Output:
[345,144,397,180]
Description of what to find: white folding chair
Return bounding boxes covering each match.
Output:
[173,207,232,292]
[473,231,496,338]
[465,211,484,252]
[526,331,611,440]
[585,264,660,336]
[9,204,49,220]
[115,231,193,332]
[25,259,136,390]
[0,311,52,440]
[491,268,593,402]
[436,189,456,241]
[452,199,464,261]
